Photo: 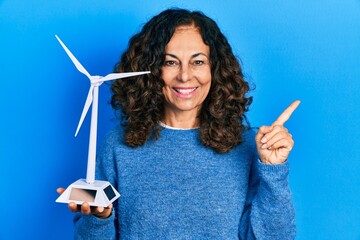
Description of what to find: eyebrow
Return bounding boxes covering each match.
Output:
[165,53,209,60]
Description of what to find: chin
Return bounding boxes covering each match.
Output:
[174,103,201,112]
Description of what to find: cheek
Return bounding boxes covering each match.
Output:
[199,67,211,83]
[162,85,171,94]
[201,73,212,91]
[161,69,174,85]
[197,80,211,103]
[202,81,211,98]
[162,86,174,103]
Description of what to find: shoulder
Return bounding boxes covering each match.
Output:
[230,127,258,160]
[99,125,126,153]
[241,127,257,149]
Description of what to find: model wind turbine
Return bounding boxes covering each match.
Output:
[55,35,150,207]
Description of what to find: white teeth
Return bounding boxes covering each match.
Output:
[174,88,196,94]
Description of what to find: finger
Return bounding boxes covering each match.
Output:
[56,188,65,194]
[255,126,274,143]
[81,202,91,215]
[261,131,293,150]
[272,100,301,126]
[68,202,81,213]
[259,125,287,144]
[94,204,113,219]
[266,138,294,152]
[95,206,105,214]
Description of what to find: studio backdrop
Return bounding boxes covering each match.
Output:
[0,1,359,239]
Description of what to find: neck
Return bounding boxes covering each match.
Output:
[162,109,199,129]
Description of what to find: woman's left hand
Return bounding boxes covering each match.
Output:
[255,100,300,165]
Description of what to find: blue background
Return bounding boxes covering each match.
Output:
[1,1,359,239]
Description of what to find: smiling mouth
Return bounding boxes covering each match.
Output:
[173,87,197,94]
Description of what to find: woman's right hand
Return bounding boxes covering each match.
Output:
[56,188,113,219]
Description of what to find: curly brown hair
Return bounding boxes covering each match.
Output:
[111,8,252,153]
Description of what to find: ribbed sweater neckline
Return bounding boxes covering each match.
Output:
[158,121,199,130]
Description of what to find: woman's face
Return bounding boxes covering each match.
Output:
[161,25,211,120]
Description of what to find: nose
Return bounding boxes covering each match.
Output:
[178,64,193,82]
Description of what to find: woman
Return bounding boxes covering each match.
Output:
[59,8,298,239]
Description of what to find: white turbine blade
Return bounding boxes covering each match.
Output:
[75,85,94,137]
[55,35,92,79]
[98,71,151,82]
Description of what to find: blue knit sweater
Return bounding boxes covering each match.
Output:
[73,125,295,239]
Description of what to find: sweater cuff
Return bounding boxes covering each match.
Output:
[257,159,290,182]
[81,211,114,226]
[255,159,293,205]
[74,211,115,235]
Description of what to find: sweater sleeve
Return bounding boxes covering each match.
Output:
[73,213,116,240]
[73,130,120,239]
[239,158,296,240]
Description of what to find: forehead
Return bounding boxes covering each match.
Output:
[165,25,209,54]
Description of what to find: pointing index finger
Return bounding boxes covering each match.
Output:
[272,100,301,126]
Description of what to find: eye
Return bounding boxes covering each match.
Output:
[164,60,177,66]
[193,60,204,65]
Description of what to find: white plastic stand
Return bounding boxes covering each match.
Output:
[56,179,120,207]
